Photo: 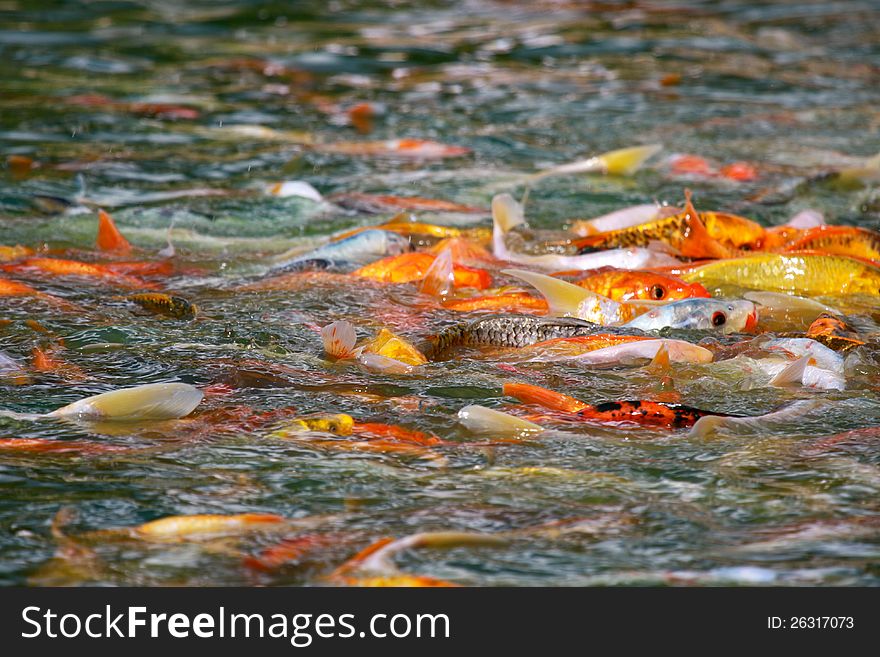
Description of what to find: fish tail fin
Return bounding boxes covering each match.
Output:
[96,209,133,254]
[491,193,526,235]
[419,248,454,297]
[769,355,813,387]
[457,404,544,437]
[321,320,358,360]
[502,382,589,413]
[502,268,621,322]
[47,382,203,421]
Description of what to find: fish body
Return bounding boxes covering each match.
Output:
[419,314,606,359]
[272,229,411,273]
[127,293,197,319]
[536,337,714,364]
[783,226,880,262]
[681,254,880,297]
[571,191,749,257]
[503,382,724,429]
[3,257,152,289]
[353,252,491,289]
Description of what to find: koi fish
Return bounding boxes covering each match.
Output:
[668,154,759,182]
[418,315,605,360]
[569,190,757,256]
[680,253,880,297]
[492,193,680,272]
[271,229,411,273]
[319,138,470,159]
[564,268,710,302]
[131,514,286,540]
[782,226,880,262]
[689,399,827,438]
[570,204,674,237]
[523,335,714,364]
[244,533,346,571]
[442,291,548,314]
[803,313,864,351]
[353,251,492,289]
[505,269,757,333]
[66,93,200,120]
[126,293,198,319]
[503,382,724,429]
[0,438,129,454]
[0,276,80,310]
[527,143,662,182]
[32,345,89,382]
[328,532,505,587]
[0,245,34,262]
[2,257,155,289]
[0,382,203,422]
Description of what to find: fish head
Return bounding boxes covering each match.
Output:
[628,298,758,333]
[703,299,758,333]
[631,273,711,302]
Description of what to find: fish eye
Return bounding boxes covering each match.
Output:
[711,311,727,327]
[650,284,666,300]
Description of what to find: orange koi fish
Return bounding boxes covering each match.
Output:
[669,154,759,182]
[319,138,470,159]
[96,209,132,254]
[353,252,492,289]
[503,382,724,429]
[0,245,34,262]
[3,257,157,289]
[66,94,199,120]
[804,313,864,352]
[0,438,129,454]
[782,225,880,262]
[561,268,711,302]
[32,345,89,382]
[442,292,548,314]
[327,532,503,587]
[0,276,81,310]
[132,514,286,540]
[244,533,345,571]
[351,422,443,447]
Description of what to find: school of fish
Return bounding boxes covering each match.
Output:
[3,0,880,588]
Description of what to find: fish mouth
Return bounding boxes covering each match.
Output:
[744,309,759,332]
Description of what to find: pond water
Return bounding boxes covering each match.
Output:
[1,0,879,586]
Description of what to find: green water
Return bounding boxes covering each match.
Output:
[1,0,879,586]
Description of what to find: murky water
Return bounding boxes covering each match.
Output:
[2,0,880,586]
